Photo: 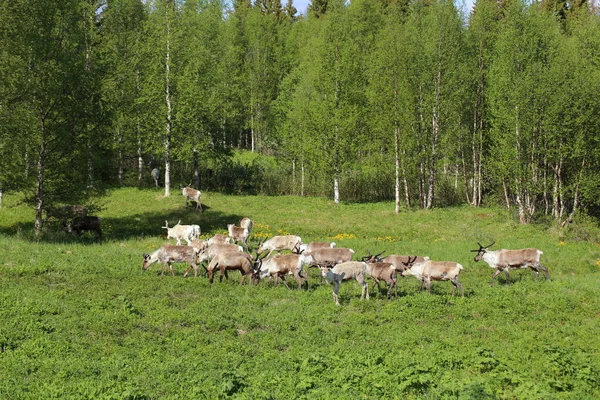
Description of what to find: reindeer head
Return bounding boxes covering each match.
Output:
[142,253,152,270]
[471,241,495,262]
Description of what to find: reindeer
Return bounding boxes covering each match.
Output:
[151,168,160,187]
[362,251,429,274]
[364,261,397,299]
[308,247,355,268]
[252,253,311,289]
[207,234,231,245]
[182,186,202,211]
[256,235,302,258]
[69,215,102,240]
[295,241,336,255]
[142,245,200,277]
[240,217,253,235]
[162,220,196,245]
[402,260,464,296]
[207,252,255,285]
[471,241,551,286]
[319,261,369,305]
[197,243,244,264]
[227,224,250,251]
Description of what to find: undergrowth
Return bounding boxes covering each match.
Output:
[1,188,599,398]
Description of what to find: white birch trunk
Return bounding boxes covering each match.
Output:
[394,126,400,214]
[137,69,143,185]
[333,176,340,204]
[164,5,172,197]
[34,116,47,236]
[301,159,305,197]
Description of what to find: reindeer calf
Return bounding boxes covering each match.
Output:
[320,261,369,305]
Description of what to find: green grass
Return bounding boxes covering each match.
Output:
[1,188,600,398]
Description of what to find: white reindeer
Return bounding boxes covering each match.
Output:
[402,260,464,296]
[319,261,369,305]
[182,186,202,211]
[162,220,196,245]
[472,241,551,286]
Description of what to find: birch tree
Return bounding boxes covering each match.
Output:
[0,0,103,235]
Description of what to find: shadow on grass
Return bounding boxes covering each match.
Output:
[0,204,253,247]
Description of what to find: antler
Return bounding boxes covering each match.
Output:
[361,250,373,262]
[162,220,169,229]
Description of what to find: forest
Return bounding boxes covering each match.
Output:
[1,0,600,234]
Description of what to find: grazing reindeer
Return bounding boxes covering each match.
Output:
[471,241,551,286]
[142,245,200,277]
[402,260,464,296]
[182,186,202,211]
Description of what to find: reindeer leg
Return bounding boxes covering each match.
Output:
[456,279,464,297]
[358,273,369,300]
[503,268,511,284]
[333,281,340,305]
[490,269,503,286]
[537,264,551,281]
[530,266,540,280]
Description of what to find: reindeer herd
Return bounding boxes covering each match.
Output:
[43,189,552,304]
[142,215,553,305]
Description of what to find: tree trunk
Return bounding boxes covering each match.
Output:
[137,135,143,186]
[193,148,200,188]
[164,5,172,197]
[136,70,143,186]
[34,117,47,237]
[394,126,400,214]
[333,175,340,204]
[301,158,305,197]
[292,158,296,194]
[502,178,510,210]
[117,126,124,186]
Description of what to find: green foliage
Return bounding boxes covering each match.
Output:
[1,188,600,397]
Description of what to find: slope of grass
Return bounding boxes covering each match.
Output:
[1,188,599,398]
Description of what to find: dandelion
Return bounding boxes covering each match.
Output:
[557,241,566,246]
[331,233,356,240]
[596,260,600,267]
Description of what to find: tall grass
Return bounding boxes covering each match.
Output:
[1,188,599,398]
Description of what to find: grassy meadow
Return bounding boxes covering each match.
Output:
[1,188,600,399]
